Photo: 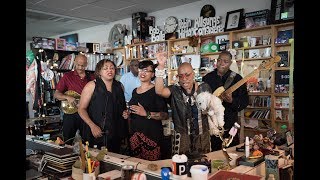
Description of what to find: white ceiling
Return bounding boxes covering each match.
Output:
[26,0,201,41]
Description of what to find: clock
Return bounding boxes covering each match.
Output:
[164,16,178,33]
[42,69,54,81]
[114,51,123,67]
[200,4,216,18]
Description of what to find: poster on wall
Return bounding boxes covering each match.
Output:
[60,33,79,51]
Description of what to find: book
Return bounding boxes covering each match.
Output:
[238,155,265,167]
[277,51,289,67]
[275,110,283,120]
[276,29,293,43]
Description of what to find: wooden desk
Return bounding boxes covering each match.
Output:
[89,144,265,179]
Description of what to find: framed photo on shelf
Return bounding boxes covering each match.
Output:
[55,38,66,50]
[224,8,244,31]
[244,9,270,29]
[286,130,294,146]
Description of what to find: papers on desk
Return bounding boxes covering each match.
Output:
[98,170,122,180]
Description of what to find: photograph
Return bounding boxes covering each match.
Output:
[224,9,244,31]
[286,130,294,146]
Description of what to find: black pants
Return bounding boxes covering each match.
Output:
[88,135,121,153]
[62,113,83,145]
[211,132,240,151]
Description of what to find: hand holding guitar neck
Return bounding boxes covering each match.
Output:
[220,93,233,103]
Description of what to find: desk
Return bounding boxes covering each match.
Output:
[89,144,266,179]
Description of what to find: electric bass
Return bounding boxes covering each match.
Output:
[213,55,281,98]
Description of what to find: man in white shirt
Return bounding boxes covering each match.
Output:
[120,60,141,102]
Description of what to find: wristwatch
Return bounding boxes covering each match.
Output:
[146,111,152,119]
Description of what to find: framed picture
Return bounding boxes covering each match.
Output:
[55,38,66,50]
[285,130,294,146]
[245,9,270,29]
[224,9,244,31]
[270,0,294,24]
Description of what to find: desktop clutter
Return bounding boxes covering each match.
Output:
[71,141,107,180]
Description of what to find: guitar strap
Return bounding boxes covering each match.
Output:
[223,71,237,90]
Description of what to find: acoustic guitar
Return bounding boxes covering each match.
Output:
[213,55,281,98]
[61,90,80,114]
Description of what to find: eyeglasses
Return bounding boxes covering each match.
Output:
[177,72,193,79]
[138,69,153,73]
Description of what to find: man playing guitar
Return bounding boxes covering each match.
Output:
[54,54,94,144]
[202,50,249,151]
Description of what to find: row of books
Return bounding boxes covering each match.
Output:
[248,110,270,120]
[249,96,271,107]
[275,97,290,108]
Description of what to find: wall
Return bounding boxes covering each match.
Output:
[26,0,271,51]
[26,0,271,117]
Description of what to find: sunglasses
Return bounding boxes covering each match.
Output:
[176,72,193,79]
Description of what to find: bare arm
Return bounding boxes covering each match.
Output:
[155,52,171,98]
[54,90,76,105]
[78,81,103,138]
[129,103,169,120]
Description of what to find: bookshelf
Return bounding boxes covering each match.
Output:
[108,21,294,140]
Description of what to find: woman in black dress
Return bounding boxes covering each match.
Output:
[122,60,168,160]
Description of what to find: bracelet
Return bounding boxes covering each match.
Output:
[155,68,167,79]
[146,111,152,119]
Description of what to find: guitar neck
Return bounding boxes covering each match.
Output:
[224,68,260,95]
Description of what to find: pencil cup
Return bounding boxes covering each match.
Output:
[83,172,96,180]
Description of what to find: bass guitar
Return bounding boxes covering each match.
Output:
[213,55,281,98]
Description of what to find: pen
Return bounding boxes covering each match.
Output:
[87,158,92,173]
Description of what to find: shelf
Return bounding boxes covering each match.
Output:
[274,107,294,110]
[274,67,290,71]
[232,25,272,33]
[274,93,294,97]
[171,52,197,56]
[275,120,289,123]
[144,40,167,46]
[236,57,271,61]
[248,92,272,96]
[243,128,270,132]
[244,117,271,121]
[235,45,271,50]
[112,47,125,50]
[246,106,270,109]
[273,21,294,28]
[201,52,221,56]
[201,31,229,38]
[274,43,291,47]
[33,48,80,54]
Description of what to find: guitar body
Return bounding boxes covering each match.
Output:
[61,90,80,114]
[213,86,226,97]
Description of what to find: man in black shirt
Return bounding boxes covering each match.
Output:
[202,50,249,151]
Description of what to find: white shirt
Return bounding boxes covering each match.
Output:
[120,71,141,102]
